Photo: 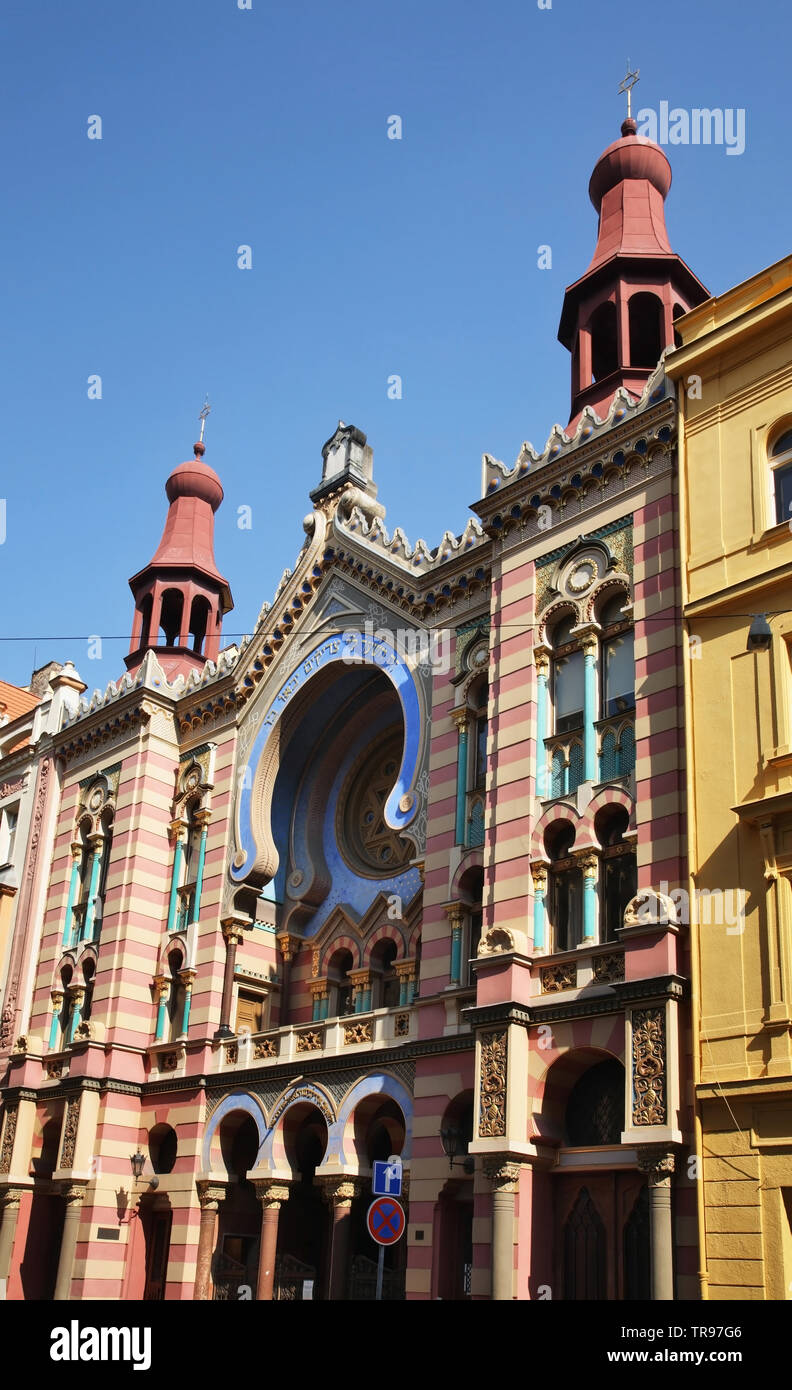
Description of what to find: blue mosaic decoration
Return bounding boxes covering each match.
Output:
[233,631,424,883]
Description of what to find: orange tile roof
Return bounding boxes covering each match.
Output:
[0,680,40,753]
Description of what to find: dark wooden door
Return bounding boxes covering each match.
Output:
[143,1209,172,1301]
[554,1172,649,1301]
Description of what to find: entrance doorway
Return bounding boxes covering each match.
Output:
[553,1172,650,1300]
[142,1208,172,1301]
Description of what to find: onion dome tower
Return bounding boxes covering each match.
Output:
[125,436,233,680]
[558,113,709,427]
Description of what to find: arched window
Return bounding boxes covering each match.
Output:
[138,592,154,648]
[598,595,635,718]
[158,589,184,647]
[595,805,637,942]
[546,822,582,952]
[93,809,113,939]
[628,292,663,368]
[176,801,203,931]
[371,939,400,1009]
[465,675,487,848]
[149,1123,178,1174]
[59,964,74,1045]
[167,950,186,1042]
[551,616,584,735]
[327,947,355,1018]
[81,957,95,1024]
[588,301,618,381]
[189,596,211,655]
[770,428,792,526]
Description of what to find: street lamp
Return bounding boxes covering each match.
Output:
[747,614,772,652]
[130,1150,146,1181]
[440,1124,474,1175]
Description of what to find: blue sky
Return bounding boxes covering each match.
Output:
[1,0,785,695]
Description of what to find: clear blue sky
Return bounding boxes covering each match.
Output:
[1,0,785,695]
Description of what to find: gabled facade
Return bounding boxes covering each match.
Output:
[0,116,706,1301]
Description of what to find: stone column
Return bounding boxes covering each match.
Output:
[48,990,64,1051]
[320,1178,360,1301]
[530,864,547,952]
[0,1185,25,1288]
[53,1181,88,1300]
[637,1146,676,1301]
[534,650,550,798]
[189,810,212,926]
[165,820,186,934]
[253,1180,291,1301]
[194,1181,226,1300]
[483,1158,520,1301]
[153,976,170,1042]
[580,851,599,943]
[581,631,599,784]
[215,919,244,1040]
[444,903,464,986]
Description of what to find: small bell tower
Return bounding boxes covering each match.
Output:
[558,68,709,428]
[126,406,233,680]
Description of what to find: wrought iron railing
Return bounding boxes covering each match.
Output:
[274,1253,317,1301]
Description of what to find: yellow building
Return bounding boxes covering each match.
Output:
[669,255,792,1300]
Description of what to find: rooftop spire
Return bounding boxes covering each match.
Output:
[125,425,233,680]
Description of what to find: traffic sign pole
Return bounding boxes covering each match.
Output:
[375,1245,385,1302]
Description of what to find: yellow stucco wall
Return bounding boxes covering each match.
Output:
[669,255,792,1299]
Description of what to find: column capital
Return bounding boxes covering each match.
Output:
[277,932,301,962]
[0,1184,26,1210]
[530,862,548,892]
[153,976,170,1001]
[575,850,599,878]
[578,627,599,657]
[67,984,85,1005]
[179,969,197,988]
[86,832,104,852]
[252,1180,291,1208]
[483,1156,522,1190]
[50,989,64,1007]
[69,840,83,862]
[60,1180,88,1205]
[168,817,188,842]
[443,901,464,929]
[221,918,246,947]
[308,979,329,999]
[196,1179,227,1210]
[533,646,551,676]
[394,960,416,980]
[348,968,371,987]
[636,1146,676,1184]
[317,1176,363,1205]
[193,808,212,830]
[451,707,470,734]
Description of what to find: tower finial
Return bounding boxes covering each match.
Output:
[618,61,640,124]
[198,395,211,444]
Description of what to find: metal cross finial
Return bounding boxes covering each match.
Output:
[618,62,640,119]
[198,396,211,443]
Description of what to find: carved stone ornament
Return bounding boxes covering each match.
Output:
[623,890,679,930]
[482,1157,521,1190]
[0,1104,18,1173]
[296,1029,323,1053]
[254,1037,278,1059]
[477,926,514,957]
[0,1184,25,1210]
[343,1021,372,1045]
[318,1177,362,1204]
[478,1030,508,1138]
[394,1012,410,1037]
[636,1146,676,1184]
[253,1181,291,1208]
[541,963,577,993]
[632,1007,667,1126]
[60,1095,82,1169]
[592,952,625,983]
[196,1180,227,1210]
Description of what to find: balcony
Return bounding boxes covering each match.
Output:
[214,1004,417,1072]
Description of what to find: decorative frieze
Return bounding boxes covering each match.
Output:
[60,1095,81,1169]
[478,1030,508,1138]
[0,1104,18,1173]
[592,952,625,983]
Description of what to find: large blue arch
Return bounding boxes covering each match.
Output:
[232,630,424,882]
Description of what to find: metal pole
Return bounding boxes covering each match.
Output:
[375,1244,385,1301]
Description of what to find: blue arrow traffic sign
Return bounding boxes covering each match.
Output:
[372,1158,402,1197]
